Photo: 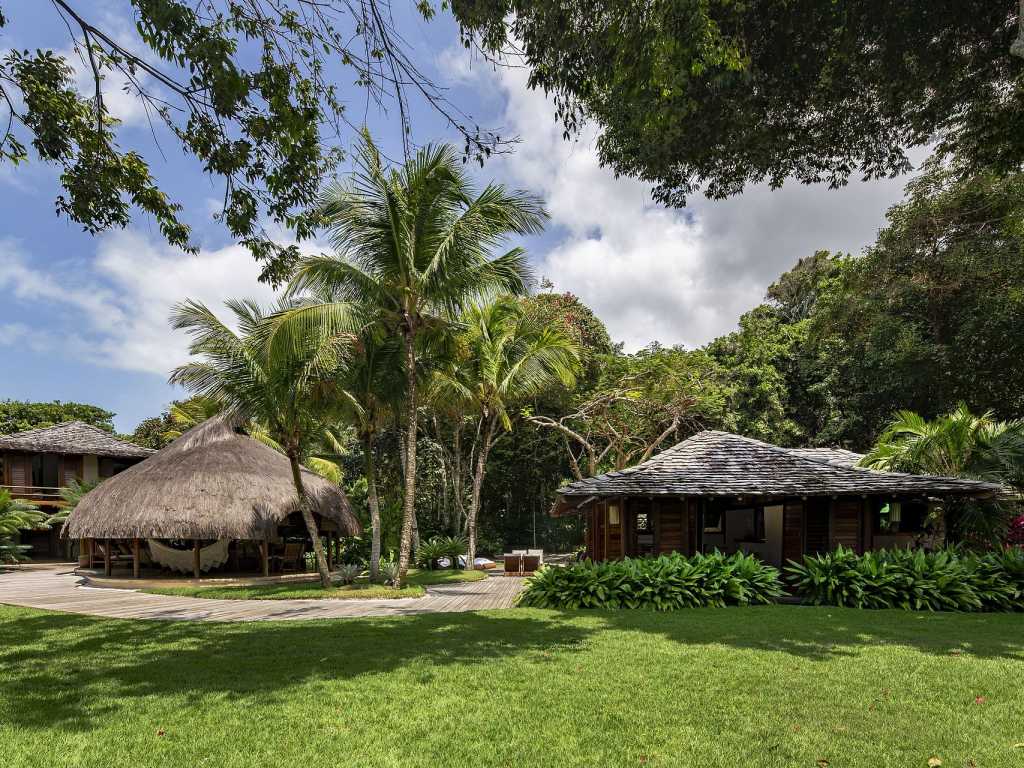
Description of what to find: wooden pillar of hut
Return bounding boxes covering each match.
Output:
[192,540,201,579]
[327,532,334,571]
[103,538,111,577]
[78,538,89,568]
[132,538,141,579]
[261,538,270,577]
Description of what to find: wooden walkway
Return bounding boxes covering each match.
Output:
[0,565,524,622]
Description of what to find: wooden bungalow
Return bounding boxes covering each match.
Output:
[553,430,1001,566]
[0,421,155,558]
[61,416,361,578]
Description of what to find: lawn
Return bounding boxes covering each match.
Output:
[139,568,486,600]
[2,604,1023,767]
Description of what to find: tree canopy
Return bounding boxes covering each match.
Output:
[453,0,1024,206]
[0,400,116,435]
[0,1,509,283]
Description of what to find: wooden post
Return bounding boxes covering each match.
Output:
[87,538,95,569]
[103,538,111,577]
[261,538,269,577]
[78,538,88,567]
[327,532,334,571]
[132,537,140,579]
[193,539,201,579]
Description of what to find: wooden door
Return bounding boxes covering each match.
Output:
[657,499,685,555]
[605,500,623,560]
[592,503,606,561]
[782,501,804,563]
[830,498,862,553]
[804,498,830,555]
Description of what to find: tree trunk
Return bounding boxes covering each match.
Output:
[396,328,418,587]
[288,452,331,588]
[465,415,496,570]
[363,430,382,582]
[452,421,465,535]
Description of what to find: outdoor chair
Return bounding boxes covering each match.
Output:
[280,542,306,573]
[520,552,541,574]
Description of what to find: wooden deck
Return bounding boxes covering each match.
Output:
[0,565,525,622]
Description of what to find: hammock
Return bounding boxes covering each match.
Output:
[147,539,231,574]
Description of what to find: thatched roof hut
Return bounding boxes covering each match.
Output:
[63,416,360,540]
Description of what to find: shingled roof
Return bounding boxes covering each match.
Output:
[556,430,998,502]
[0,421,154,459]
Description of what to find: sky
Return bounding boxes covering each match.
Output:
[0,1,917,433]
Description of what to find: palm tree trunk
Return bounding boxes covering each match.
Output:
[452,421,465,535]
[396,328,418,587]
[363,430,382,582]
[465,415,496,570]
[288,453,331,588]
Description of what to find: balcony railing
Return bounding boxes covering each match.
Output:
[1,485,67,504]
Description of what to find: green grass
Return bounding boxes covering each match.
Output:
[138,568,485,600]
[403,568,488,586]
[2,605,1024,767]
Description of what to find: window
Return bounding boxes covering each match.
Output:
[703,509,723,533]
[607,503,620,526]
[635,512,651,532]
[875,499,928,534]
[753,508,766,541]
[31,454,59,488]
[99,457,133,478]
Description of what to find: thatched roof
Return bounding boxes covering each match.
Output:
[62,417,361,540]
[0,421,154,458]
[555,430,999,509]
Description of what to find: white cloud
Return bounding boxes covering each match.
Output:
[0,232,278,375]
[444,48,915,350]
[61,45,153,127]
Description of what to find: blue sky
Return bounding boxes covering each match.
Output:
[0,1,918,433]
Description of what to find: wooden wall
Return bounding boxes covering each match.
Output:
[584,494,900,562]
[831,498,863,553]
[656,499,686,555]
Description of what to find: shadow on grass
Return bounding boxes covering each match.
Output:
[2,604,1023,733]
[0,607,593,732]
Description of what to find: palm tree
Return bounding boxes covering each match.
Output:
[431,298,580,567]
[164,397,223,441]
[861,404,1024,543]
[339,331,403,581]
[0,490,48,564]
[284,133,546,585]
[170,298,355,587]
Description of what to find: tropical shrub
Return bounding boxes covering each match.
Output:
[786,546,1024,611]
[517,551,784,610]
[333,563,363,585]
[336,535,371,566]
[415,535,467,569]
[0,490,49,564]
[378,559,399,586]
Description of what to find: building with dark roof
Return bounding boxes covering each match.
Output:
[554,430,999,565]
[0,421,155,558]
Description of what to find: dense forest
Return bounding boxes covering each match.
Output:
[7,155,1020,557]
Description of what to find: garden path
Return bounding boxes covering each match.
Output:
[0,564,524,622]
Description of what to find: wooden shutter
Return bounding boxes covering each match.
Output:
[61,455,83,486]
[782,501,804,563]
[9,455,28,489]
[830,499,863,553]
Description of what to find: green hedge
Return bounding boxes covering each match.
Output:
[786,546,1024,611]
[517,551,784,610]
